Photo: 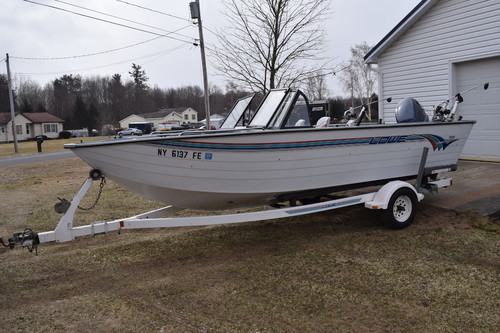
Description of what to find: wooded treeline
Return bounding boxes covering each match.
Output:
[0,68,251,132]
[0,63,377,132]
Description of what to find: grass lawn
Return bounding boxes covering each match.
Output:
[0,158,498,332]
[0,136,112,157]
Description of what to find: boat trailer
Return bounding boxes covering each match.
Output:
[2,148,452,254]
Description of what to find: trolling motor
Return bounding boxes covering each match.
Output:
[433,82,489,122]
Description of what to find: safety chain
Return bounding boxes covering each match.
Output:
[78,177,106,211]
[20,229,39,255]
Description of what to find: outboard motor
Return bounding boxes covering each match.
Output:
[395,98,429,123]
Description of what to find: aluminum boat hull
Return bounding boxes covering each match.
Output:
[66,121,474,210]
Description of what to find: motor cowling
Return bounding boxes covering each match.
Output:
[395,98,429,123]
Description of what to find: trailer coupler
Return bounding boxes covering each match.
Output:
[0,229,40,255]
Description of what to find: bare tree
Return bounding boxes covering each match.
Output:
[338,42,377,118]
[305,71,329,100]
[0,74,14,113]
[52,74,82,125]
[108,74,126,122]
[15,76,44,112]
[212,0,332,94]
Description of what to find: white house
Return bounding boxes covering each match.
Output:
[201,114,226,129]
[0,112,65,142]
[119,107,198,130]
[365,0,500,161]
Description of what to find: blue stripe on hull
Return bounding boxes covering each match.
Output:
[145,134,453,151]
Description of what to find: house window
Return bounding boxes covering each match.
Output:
[16,125,23,135]
[191,114,196,120]
[1,126,4,134]
[26,124,30,135]
[44,123,58,133]
[184,114,189,120]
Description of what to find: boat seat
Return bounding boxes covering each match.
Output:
[315,116,330,128]
[295,119,306,127]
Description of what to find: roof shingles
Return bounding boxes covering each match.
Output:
[0,112,65,125]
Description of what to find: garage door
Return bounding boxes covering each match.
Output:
[455,56,500,162]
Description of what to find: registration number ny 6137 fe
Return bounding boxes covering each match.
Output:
[157,148,206,160]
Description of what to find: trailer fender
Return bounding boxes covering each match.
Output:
[365,181,424,210]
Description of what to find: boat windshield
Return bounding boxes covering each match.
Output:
[265,90,312,129]
[219,94,255,129]
[267,92,296,128]
[283,93,311,128]
[248,89,287,127]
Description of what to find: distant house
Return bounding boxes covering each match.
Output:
[0,112,65,142]
[119,107,198,130]
[201,114,226,129]
[364,0,500,161]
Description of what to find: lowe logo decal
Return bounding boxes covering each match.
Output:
[369,135,408,144]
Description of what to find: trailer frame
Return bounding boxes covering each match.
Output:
[3,147,452,253]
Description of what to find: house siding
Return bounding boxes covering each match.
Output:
[0,112,64,142]
[119,108,198,131]
[119,115,146,129]
[2,115,31,142]
[378,0,500,122]
[181,108,198,123]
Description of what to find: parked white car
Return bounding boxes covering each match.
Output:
[117,128,143,137]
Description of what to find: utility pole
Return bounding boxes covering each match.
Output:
[190,0,211,130]
[5,53,19,153]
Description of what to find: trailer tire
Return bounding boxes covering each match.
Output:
[382,187,417,229]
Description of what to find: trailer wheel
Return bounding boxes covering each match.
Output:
[382,187,417,229]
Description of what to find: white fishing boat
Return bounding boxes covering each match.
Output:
[64,88,475,210]
[4,84,490,251]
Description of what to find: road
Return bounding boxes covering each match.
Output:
[0,150,76,167]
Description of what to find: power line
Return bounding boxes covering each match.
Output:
[115,0,192,23]
[53,0,194,40]
[203,25,218,38]
[15,44,189,76]
[22,0,194,44]
[10,25,192,60]
[132,44,191,69]
[11,36,163,60]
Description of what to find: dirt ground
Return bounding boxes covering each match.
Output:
[0,158,498,332]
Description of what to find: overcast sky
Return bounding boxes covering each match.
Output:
[1,0,422,97]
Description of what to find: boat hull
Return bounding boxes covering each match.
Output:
[67,121,474,209]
